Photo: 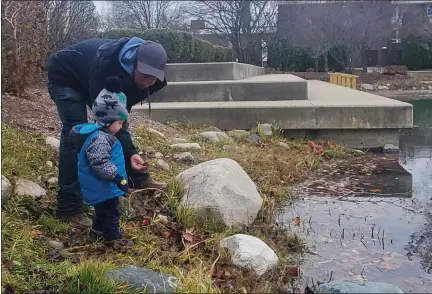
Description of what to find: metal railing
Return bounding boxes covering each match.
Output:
[328,72,359,89]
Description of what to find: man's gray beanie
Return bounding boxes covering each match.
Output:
[92,76,129,127]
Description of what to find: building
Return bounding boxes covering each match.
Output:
[276,0,432,68]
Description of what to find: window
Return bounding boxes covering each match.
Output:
[427,4,432,17]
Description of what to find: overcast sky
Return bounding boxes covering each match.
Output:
[93,1,109,15]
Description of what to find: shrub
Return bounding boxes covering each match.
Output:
[1,1,48,96]
[382,65,408,76]
[103,29,233,63]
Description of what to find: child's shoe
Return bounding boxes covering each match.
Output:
[106,238,134,250]
[88,229,103,241]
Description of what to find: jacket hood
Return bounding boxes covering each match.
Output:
[118,37,145,77]
[69,123,102,155]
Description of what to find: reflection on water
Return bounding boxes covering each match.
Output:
[280,99,432,292]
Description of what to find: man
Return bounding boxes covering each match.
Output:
[46,37,168,229]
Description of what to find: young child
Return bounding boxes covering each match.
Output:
[69,76,133,248]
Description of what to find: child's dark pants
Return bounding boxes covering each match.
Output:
[92,197,121,241]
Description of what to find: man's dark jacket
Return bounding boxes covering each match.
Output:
[47,37,167,159]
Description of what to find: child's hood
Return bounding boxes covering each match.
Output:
[69,123,102,154]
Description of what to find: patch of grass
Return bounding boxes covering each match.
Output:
[1,125,56,180]
[66,260,138,294]
[1,123,357,293]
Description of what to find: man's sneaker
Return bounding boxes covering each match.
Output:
[132,178,167,191]
[57,214,92,230]
[106,238,134,250]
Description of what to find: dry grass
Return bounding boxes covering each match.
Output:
[1,123,358,293]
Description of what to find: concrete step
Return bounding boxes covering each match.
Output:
[135,81,413,149]
[165,62,265,82]
[151,74,308,102]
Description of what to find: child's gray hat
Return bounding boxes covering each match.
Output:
[92,76,129,127]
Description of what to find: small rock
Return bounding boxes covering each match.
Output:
[2,175,12,202]
[317,280,404,293]
[47,177,58,185]
[428,85,432,90]
[383,144,399,153]
[422,87,426,90]
[46,161,53,168]
[258,123,273,136]
[154,152,163,159]
[228,129,250,139]
[45,136,60,150]
[199,131,229,143]
[48,240,64,251]
[247,134,262,143]
[171,143,201,151]
[148,128,165,138]
[353,149,364,154]
[106,265,180,293]
[173,152,194,163]
[220,234,278,276]
[14,178,46,199]
[171,138,188,144]
[361,84,374,90]
[205,126,222,132]
[378,85,389,90]
[412,87,417,90]
[156,159,170,171]
[278,142,288,148]
[386,84,391,87]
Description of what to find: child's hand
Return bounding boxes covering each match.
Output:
[113,174,129,193]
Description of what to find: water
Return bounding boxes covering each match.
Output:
[280,99,432,292]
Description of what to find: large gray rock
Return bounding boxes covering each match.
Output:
[318,280,404,293]
[45,136,60,150]
[171,138,188,144]
[106,265,180,293]
[14,178,46,199]
[220,234,278,276]
[171,143,201,151]
[175,158,262,227]
[2,175,12,202]
[378,85,389,90]
[199,131,229,143]
[228,129,250,139]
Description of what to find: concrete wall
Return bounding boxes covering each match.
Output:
[165,62,265,82]
[151,74,308,102]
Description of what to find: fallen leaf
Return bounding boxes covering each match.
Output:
[157,214,168,224]
[369,188,382,193]
[294,217,301,225]
[183,231,194,243]
[29,230,41,238]
[142,219,150,226]
[286,266,300,277]
[162,231,171,239]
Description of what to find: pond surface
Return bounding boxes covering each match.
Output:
[280,99,432,292]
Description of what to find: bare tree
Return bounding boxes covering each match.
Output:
[398,3,432,51]
[104,1,183,31]
[186,0,277,65]
[47,1,99,55]
[328,1,393,72]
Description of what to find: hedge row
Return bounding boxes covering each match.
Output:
[403,35,432,70]
[103,29,233,63]
[267,38,347,72]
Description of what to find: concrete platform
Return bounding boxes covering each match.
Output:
[165,62,265,82]
[151,74,308,102]
[134,80,413,148]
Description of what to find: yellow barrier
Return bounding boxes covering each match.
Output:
[328,72,359,89]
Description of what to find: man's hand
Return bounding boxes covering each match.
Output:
[130,154,148,173]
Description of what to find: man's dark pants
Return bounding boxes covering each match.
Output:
[48,83,149,216]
